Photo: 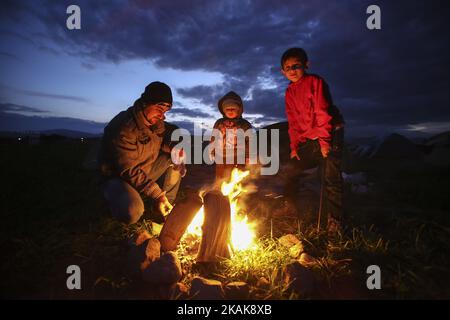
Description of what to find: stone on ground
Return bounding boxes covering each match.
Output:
[224,281,249,300]
[283,261,315,296]
[158,282,189,300]
[190,276,225,300]
[131,230,152,246]
[256,277,270,290]
[142,251,182,285]
[278,234,301,248]
[298,252,317,266]
[289,242,305,258]
[127,232,161,277]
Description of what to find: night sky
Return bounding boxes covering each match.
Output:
[1,0,449,138]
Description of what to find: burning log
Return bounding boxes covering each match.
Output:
[197,190,231,262]
[159,190,203,252]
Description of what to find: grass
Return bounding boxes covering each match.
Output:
[0,141,449,299]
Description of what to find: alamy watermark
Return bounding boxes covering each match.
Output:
[169,126,280,176]
[66,265,81,290]
[66,4,381,31]
[366,265,381,290]
[66,5,81,30]
[366,5,381,30]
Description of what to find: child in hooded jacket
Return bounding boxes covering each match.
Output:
[210,91,253,183]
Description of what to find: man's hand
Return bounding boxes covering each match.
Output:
[290,149,300,160]
[321,146,330,158]
[156,195,173,217]
[173,162,187,178]
[171,147,185,165]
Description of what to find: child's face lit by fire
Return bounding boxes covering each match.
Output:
[223,104,240,119]
[143,102,171,125]
[282,57,307,83]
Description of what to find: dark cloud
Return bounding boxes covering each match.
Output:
[0,102,48,114]
[0,0,30,21]
[168,120,201,132]
[244,87,285,119]
[0,51,20,60]
[0,101,196,134]
[176,84,286,124]
[170,106,212,119]
[36,44,60,55]
[2,0,450,136]
[176,85,220,106]
[81,62,96,70]
[19,89,90,103]
[0,107,105,133]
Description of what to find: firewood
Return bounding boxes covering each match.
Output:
[159,190,203,252]
[197,190,231,262]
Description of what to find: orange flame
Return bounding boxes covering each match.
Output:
[185,168,256,251]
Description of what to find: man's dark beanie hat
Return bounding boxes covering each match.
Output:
[140,81,173,107]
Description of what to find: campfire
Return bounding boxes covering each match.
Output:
[186,168,257,251]
[159,168,257,263]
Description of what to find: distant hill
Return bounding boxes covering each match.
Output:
[259,121,450,167]
[422,131,450,167]
[371,133,423,160]
[39,129,102,138]
[0,129,102,139]
[424,130,450,147]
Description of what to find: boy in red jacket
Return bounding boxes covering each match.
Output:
[281,47,345,235]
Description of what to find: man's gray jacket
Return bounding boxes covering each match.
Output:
[99,99,171,200]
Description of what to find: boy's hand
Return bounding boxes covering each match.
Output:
[321,146,330,158]
[155,195,173,217]
[290,150,300,160]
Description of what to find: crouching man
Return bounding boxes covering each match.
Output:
[98,82,183,224]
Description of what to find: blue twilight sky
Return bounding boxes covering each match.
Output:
[0,0,449,137]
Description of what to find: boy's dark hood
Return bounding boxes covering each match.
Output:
[218,91,244,117]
